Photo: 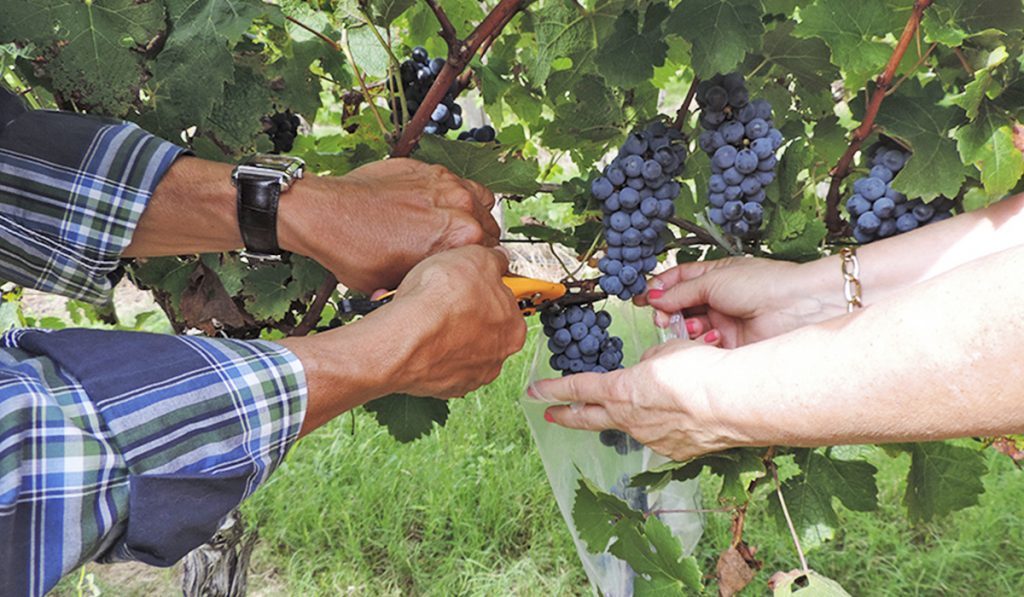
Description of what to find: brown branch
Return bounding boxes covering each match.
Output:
[424,0,458,47]
[953,47,974,75]
[391,0,527,157]
[285,15,341,52]
[823,0,934,235]
[672,77,700,131]
[668,216,718,246]
[290,274,338,337]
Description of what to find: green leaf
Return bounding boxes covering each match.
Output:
[922,0,1024,47]
[200,254,248,297]
[291,256,332,295]
[130,257,198,312]
[542,74,628,162]
[632,449,765,505]
[413,135,540,195]
[148,0,275,134]
[0,300,22,332]
[363,393,450,443]
[768,449,878,545]
[760,21,838,92]
[202,66,276,155]
[607,517,703,595]
[345,24,392,79]
[572,477,643,554]
[772,570,852,597]
[793,0,902,90]
[527,0,595,86]
[667,0,766,78]
[594,8,669,88]
[956,105,1024,198]
[0,0,165,114]
[242,264,303,320]
[365,0,416,27]
[871,81,969,200]
[895,442,988,523]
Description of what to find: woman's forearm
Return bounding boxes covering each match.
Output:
[714,244,1024,447]
[797,192,1024,309]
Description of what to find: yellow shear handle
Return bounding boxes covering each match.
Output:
[373,275,565,316]
[502,275,566,316]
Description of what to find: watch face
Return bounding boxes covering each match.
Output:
[234,154,305,188]
[246,154,305,171]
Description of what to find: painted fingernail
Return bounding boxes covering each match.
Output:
[686,319,698,335]
[703,330,719,343]
[647,289,665,300]
[527,385,538,398]
[544,410,555,423]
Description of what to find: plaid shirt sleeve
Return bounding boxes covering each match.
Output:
[0,87,185,303]
[0,328,307,597]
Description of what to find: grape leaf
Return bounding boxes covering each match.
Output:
[760,22,838,92]
[923,0,1024,47]
[202,66,276,154]
[632,449,765,504]
[365,0,416,27]
[956,104,1024,198]
[768,449,878,544]
[147,0,275,135]
[413,135,540,195]
[594,8,669,88]
[893,442,988,523]
[345,24,392,79]
[291,256,332,294]
[542,74,628,163]
[200,254,248,297]
[527,0,596,85]
[242,264,303,320]
[0,0,165,114]
[130,257,198,312]
[572,477,643,554]
[772,569,852,596]
[608,517,702,595]
[363,393,450,443]
[793,0,902,90]
[507,224,578,247]
[870,81,969,200]
[667,0,766,79]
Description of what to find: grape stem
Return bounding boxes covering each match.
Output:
[823,0,935,235]
[667,215,720,247]
[771,460,809,574]
[341,30,391,137]
[290,274,339,337]
[284,15,341,52]
[672,77,700,131]
[391,0,527,157]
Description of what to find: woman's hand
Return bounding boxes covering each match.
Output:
[636,256,844,348]
[280,158,500,292]
[530,339,751,462]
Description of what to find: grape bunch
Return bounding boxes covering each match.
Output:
[846,145,954,243]
[695,73,784,239]
[264,109,300,154]
[591,120,688,300]
[392,46,463,135]
[541,305,624,376]
[600,430,643,456]
[457,125,497,143]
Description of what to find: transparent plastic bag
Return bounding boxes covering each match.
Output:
[521,300,704,597]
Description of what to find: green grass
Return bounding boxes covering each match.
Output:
[52,328,1024,595]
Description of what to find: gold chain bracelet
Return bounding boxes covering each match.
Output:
[839,247,863,312]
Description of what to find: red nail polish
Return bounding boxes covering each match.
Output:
[527,385,537,398]
[544,410,555,423]
[686,319,698,335]
[703,330,719,343]
[647,289,665,300]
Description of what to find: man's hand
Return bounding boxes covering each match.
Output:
[128,157,499,293]
[278,246,526,435]
[280,158,500,292]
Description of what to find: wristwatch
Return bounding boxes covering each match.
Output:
[231,154,305,262]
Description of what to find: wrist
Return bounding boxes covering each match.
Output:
[782,257,849,324]
[277,302,415,436]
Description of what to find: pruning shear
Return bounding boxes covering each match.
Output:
[336,275,606,317]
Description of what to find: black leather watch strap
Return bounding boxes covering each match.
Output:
[236,175,282,257]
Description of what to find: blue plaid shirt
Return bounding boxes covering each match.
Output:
[0,89,307,596]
